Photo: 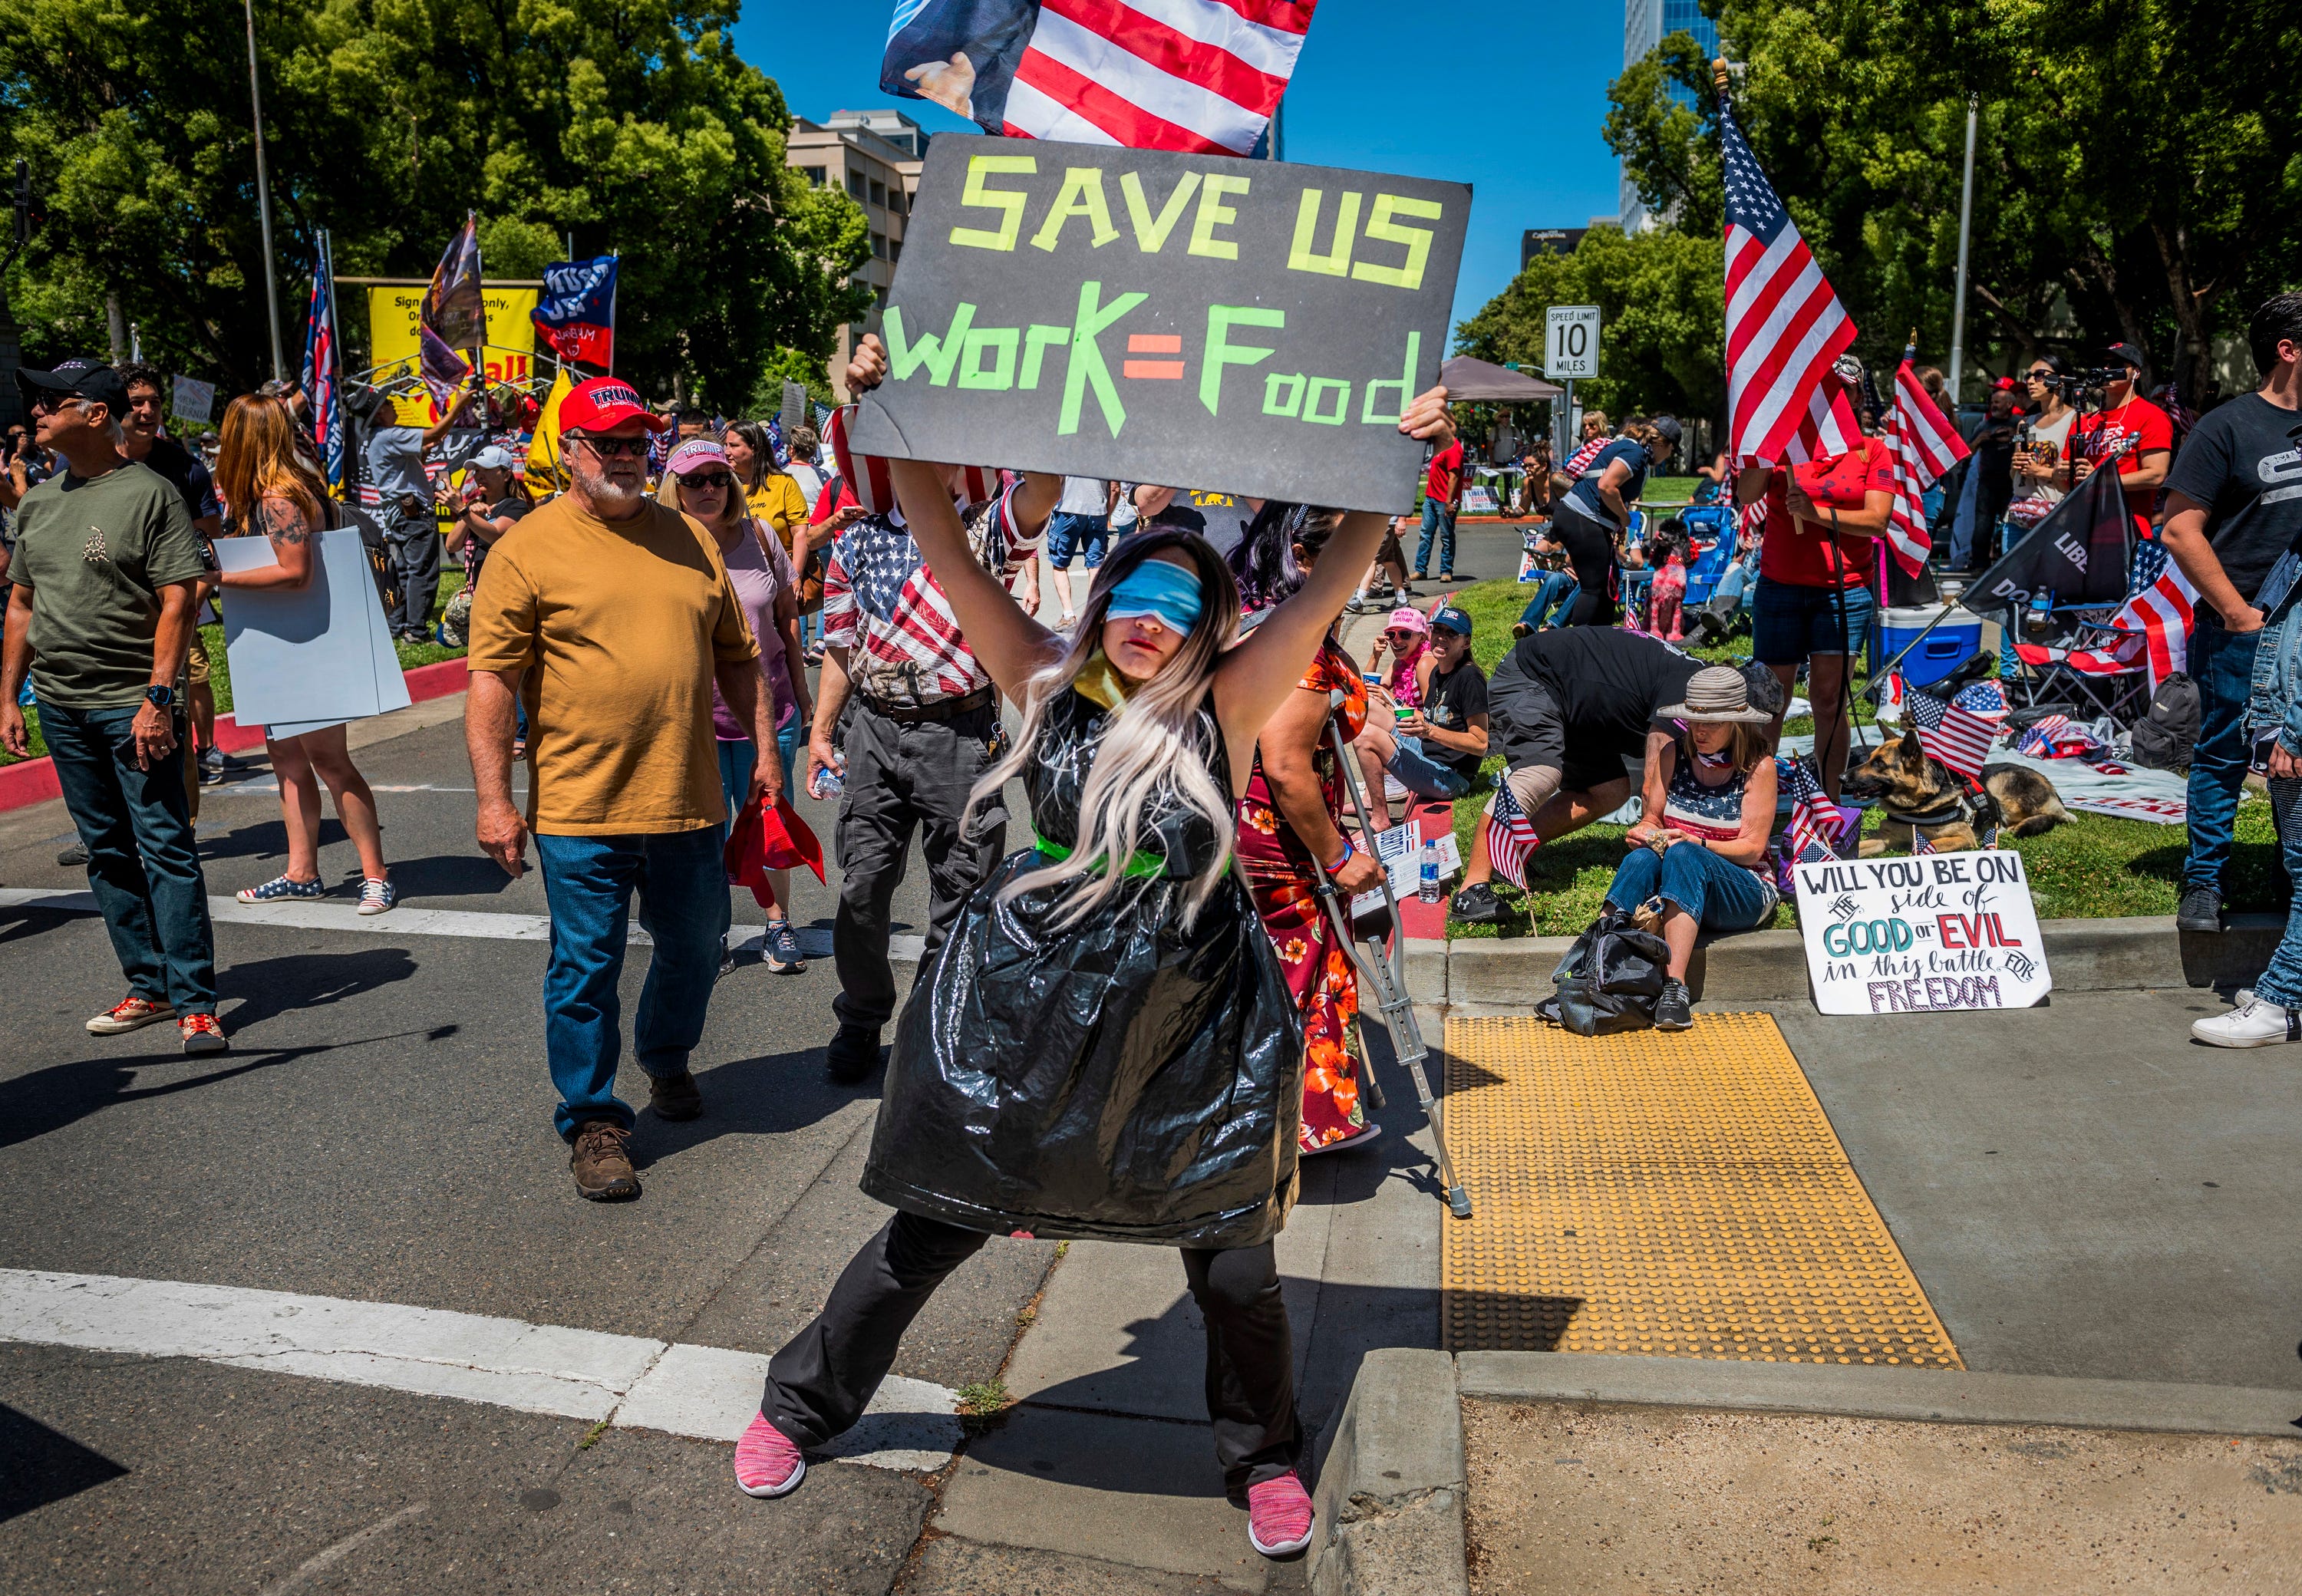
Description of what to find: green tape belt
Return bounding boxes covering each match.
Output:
[1032,829,1168,880]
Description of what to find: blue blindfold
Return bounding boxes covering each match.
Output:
[1104,559,1205,635]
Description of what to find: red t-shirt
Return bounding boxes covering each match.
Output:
[1756,437,1895,590]
[1426,440,1463,503]
[2073,396,2174,516]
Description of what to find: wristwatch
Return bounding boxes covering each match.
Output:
[143,684,176,710]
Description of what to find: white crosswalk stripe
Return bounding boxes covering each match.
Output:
[0,1268,960,1472]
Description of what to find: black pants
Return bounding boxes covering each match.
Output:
[1552,497,1619,626]
[761,1212,1301,1492]
[831,701,1006,1032]
[383,509,442,637]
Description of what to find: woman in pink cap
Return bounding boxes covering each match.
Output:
[658,439,813,972]
[1364,603,1432,712]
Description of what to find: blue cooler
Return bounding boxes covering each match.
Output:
[1872,603,1983,688]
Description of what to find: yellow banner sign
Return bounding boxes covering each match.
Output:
[366,284,540,391]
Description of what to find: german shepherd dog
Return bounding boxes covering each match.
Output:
[1841,732,2071,856]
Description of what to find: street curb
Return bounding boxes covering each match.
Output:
[1456,1350,2302,1438]
[0,658,469,815]
[1308,1348,1467,1596]
[1427,912,2284,1014]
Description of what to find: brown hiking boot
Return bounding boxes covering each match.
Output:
[647,1069,702,1121]
[569,1120,640,1202]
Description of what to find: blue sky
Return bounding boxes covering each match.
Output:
[737,2,1627,343]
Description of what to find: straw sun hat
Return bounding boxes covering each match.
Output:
[1659,664,1774,724]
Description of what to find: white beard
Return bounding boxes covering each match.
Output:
[574,460,645,518]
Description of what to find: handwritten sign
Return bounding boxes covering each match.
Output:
[849,134,1469,515]
[1792,850,2050,1015]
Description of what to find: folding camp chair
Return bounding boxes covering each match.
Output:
[2004,605,2154,726]
[1677,506,1740,605]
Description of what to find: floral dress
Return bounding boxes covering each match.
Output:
[1235,637,1371,1152]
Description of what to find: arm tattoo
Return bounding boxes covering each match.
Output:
[259,496,312,549]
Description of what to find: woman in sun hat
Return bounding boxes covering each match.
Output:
[1364,602,1432,710]
[1603,664,1779,1030]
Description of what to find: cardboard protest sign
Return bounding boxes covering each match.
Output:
[213,530,411,731]
[849,134,1469,516]
[1792,850,2050,1016]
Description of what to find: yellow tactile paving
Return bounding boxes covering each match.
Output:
[1441,1012,1962,1369]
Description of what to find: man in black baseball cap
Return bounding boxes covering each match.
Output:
[2071,339,2173,527]
[14,356,130,427]
[2,355,225,1055]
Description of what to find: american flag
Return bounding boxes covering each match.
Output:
[1721,101,1862,466]
[1002,0,1316,156]
[2016,714,2073,757]
[1482,777,1542,891]
[1776,755,1845,862]
[1881,358,1967,576]
[826,404,991,516]
[1904,680,2007,784]
[300,247,345,492]
[1562,436,1609,478]
[2013,537,2200,688]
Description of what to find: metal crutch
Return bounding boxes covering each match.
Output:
[1300,691,1471,1219]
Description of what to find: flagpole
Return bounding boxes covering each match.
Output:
[1947,94,1977,407]
[243,0,285,381]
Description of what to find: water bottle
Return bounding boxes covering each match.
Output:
[1418,839,1441,903]
[810,761,845,800]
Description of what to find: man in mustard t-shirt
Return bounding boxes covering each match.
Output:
[466,378,776,1202]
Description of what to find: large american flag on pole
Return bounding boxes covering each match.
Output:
[300,247,345,492]
[1721,101,1862,466]
[1881,358,1967,576]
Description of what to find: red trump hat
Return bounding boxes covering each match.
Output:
[559,377,669,437]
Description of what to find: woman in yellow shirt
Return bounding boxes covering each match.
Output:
[726,421,808,559]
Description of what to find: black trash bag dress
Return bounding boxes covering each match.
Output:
[861,681,1306,1250]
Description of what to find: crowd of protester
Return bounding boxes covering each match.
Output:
[1,273,2297,1563]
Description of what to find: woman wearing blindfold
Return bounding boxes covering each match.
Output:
[731,392,1453,1562]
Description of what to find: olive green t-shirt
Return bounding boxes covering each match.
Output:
[7,460,206,709]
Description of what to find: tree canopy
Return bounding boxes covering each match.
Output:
[1466,0,2301,422]
[0,0,872,407]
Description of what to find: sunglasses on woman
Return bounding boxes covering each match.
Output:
[1385,628,1421,641]
[678,471,737,490]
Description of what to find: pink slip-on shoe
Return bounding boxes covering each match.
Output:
[1245,1470,1315,1557]
[734,1413,806,1499]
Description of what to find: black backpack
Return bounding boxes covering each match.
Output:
[1535,907,1672,1036]
[2128,671,2200,772]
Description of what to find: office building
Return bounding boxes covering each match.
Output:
[783,109,930,397]
[1619,0,1720,232]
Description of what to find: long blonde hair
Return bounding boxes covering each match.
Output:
[968,528,1242,932]
[217,394,324,531]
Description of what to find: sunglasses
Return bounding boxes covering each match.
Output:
[1384,628,1423,641]
[570,434,651,458]
[678,471,737,490]
[28,392,88,416]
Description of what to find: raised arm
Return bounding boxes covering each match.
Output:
[887,457,1060,700]
[1213,387,1453,760]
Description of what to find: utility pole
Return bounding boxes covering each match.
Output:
[244,0,285,381]
[1947,94,1978,406]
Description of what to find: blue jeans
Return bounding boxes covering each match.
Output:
[39,697,218,1014]
[2184,612,2261,896]
[536,827,731,1139]
[2252,778,2302,1006]
[1387,735,1469,800]
[1518,570,1578,630]
[716,721,803,842]
[1604,840,1775,933]
[1044,512,1109,570]
[1416,500,1456,575]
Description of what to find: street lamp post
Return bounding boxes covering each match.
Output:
[244,0,285,381]
[1947,95,1978,405]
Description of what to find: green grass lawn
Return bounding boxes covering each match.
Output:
[1432,579,2282,935]
[3,572,469,767]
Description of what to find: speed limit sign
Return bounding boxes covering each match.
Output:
[1545,305,1601,379]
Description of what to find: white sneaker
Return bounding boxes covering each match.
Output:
[2191,997,2300,1048]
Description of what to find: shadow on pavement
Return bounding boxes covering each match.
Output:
[628,1044,881,1166]
[0,1403,128,1524]
[219,947,427,1035]
[0,1031,452,1154]
[388,852,520,899]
